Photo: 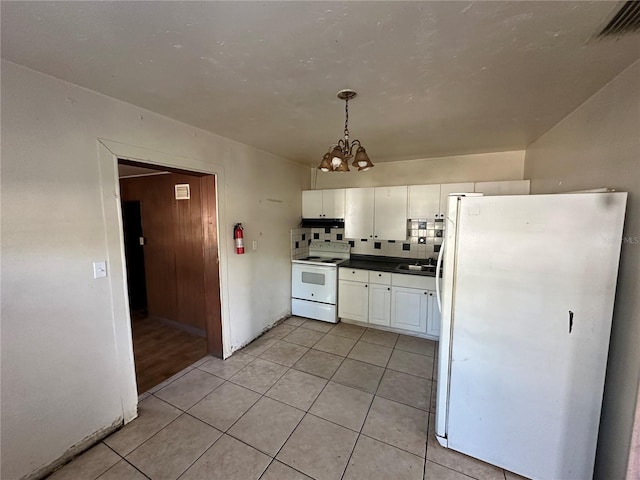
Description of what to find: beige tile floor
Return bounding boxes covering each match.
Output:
[48,317,528,480]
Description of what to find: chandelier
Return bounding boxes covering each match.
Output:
[318,89,374,172]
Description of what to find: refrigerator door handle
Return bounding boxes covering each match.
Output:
[436,236,445,313]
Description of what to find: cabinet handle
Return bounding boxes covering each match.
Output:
[365,284,368,288]
[424,292,428,295]
[387,287,390,291]
[378,273,382,277]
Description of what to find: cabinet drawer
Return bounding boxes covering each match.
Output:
[392,273,436,290]
[339,268,368,283]
[369,271,391,285]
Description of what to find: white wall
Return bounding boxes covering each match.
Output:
[313,150,525,189]
[0,60,309,480]
[524,60,640,480]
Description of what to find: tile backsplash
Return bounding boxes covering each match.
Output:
[290,227,311,259]
[291,219,442,260]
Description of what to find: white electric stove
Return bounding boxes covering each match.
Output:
[291,241,351,323]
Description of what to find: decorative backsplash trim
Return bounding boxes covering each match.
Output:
[291,218,442,261]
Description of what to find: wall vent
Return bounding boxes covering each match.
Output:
[175,184,190,200]
[599,1,640,37]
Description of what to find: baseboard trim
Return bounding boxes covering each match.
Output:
[21,417,123,480]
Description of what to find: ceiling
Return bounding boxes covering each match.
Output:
[2,1,639,166]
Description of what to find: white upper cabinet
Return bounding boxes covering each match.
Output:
[322,189,346,218]
[302,190,323,218]
[345,188,375,239]
[439,183,474,218]
[345,187,407,240]
[302,189,345,218]
[408,184,441,219]
[374,186,408,240]
[474,180,530,196]
[310,180,529,224]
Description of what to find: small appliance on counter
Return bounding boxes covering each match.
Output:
[291,241,351,323]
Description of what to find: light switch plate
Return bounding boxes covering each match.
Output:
[93,261,107,279]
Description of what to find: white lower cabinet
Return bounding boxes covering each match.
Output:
[368,283,391,327]
[426,291,441,337]
[338,267,440,339]
[390,286,429,333]
[338,278,368,323]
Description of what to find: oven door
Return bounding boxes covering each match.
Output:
[292,263,337,304]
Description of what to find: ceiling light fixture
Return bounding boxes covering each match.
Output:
[318,89,374,173]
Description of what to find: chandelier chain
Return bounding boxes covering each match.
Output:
[344,97,350,140]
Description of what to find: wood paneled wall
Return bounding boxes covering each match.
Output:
[120,173,214,332]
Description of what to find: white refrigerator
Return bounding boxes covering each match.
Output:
[435,192,627,480]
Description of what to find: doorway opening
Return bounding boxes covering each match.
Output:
[118,159,222,393]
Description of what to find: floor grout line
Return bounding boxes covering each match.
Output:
[338,370,381,480]
[104,457,153,480]
[104,319,443,480]
[174,365,304,479]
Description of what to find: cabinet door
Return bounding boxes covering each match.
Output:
[439,183,474,218]
[338,280,369,322]
[323,189,346,218]
[473,180,530,196]
[391,286,428,333]
[408,184,441,219]
[374,186,408,240]
[345,188,374,239]
[426,291,440,338]
[369,283,391,327]
[302,190,324,218]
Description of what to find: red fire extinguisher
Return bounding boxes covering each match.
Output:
[234,223,245,254]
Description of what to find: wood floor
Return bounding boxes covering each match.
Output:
[131,316,208,394]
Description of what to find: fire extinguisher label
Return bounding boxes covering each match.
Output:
[235,238,243,249]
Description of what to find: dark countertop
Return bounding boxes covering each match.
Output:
[340,255,440,277]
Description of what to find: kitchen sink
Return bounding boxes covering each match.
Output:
[395,263,438,275]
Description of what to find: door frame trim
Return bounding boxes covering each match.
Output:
[97,139,231,422]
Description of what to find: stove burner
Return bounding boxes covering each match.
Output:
[305,256,321,260]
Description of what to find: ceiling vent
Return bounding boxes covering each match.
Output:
[599,1,640,37]
[175,184,190,200]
